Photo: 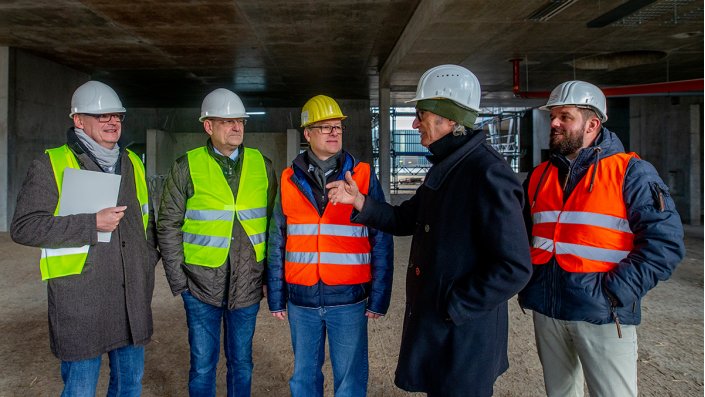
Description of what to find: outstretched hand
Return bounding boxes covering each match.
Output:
[326,171,365,210]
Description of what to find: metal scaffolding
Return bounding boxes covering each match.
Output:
[478,109,527,172]
[372,107,528,193]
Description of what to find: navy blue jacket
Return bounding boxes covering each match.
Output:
[519,128,685,325]
[266,150,393,315]
[354,131,532,396]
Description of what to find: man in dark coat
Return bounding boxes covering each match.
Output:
[327,64,533,397]
[11,80,160,396]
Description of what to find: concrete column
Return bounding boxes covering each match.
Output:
[146,129,158,177]
[379,87,391,199]
[689,104,702,225]
[532,109,550,166]
[286,128,299,165]
[0,47,8,231]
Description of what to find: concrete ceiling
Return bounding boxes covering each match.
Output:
[0,0,702,108]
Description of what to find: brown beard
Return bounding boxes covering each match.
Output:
[550,125,586,157]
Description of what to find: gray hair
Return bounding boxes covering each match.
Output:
[452,122,467,136]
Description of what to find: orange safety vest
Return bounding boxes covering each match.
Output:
[281,162,372,286]
[528,153,638,273]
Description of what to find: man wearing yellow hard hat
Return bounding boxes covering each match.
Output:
[266,95,393,396]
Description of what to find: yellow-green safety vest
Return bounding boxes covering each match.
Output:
[39,145,149,280]
[182,147,269,266]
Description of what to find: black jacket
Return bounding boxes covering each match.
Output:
[354,131,532,396]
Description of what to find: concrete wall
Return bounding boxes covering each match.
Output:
[531,109,551,167]
[3,45,373,232]
[131,98,373,174]
[631,95,704,224]
[6,49,89,230]
[147,130,288,178]
[0,47,8,231]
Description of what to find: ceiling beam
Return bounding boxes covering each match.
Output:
[379,0,450,88]
[587,0,658,28]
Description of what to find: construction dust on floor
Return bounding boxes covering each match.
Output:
[0,229,702,396]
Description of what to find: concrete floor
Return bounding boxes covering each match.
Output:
[0,225,702,396]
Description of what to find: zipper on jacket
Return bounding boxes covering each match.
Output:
[610,306,623,338]
[561,160,575,195]
[605,292,623,338]
[548,259,559,319]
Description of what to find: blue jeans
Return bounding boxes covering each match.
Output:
[287,300,369,397]
[182,290,260,397]
[60,344,144,397]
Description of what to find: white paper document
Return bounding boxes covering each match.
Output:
[58,168,121,242]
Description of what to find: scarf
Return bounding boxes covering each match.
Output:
[74,128,121,173]
[306,149,341,190]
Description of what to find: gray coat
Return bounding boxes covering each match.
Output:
[157,141,277,309]
[11,131,160,361]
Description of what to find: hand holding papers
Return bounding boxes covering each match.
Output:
[58,168,122,242]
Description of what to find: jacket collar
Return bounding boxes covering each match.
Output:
[292,149,356,181]
[424,130,485,191]
[206,139,241,164]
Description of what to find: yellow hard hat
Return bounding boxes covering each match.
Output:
[300,95,347,127]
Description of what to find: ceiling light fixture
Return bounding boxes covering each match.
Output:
[527,0,580,22]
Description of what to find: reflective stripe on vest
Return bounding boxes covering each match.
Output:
[527,153,637,273]
[40,145,149,280]
[182,147,269,267]
[281,162,372,286]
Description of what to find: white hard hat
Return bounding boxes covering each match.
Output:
[406,64,482,112]
[540,80,608,122]
[199,88,249,122]
[69,81,126,118]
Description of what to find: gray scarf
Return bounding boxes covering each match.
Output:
[307,149,341,190]
[74,128,120,173]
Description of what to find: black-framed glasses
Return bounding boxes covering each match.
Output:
[212,118,247,126]
[415,110,426,121]
[308,124,345,135]
[86,113,125,123]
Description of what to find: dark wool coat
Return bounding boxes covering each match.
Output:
[11,129,160,361]
[354,131,532,397]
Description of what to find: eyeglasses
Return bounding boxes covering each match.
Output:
[212,118,247,126]
[415,110,426,121]
[308,125,345,135]
[86,113,125,123]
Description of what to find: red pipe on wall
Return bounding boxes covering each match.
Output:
[510,58,703,98]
